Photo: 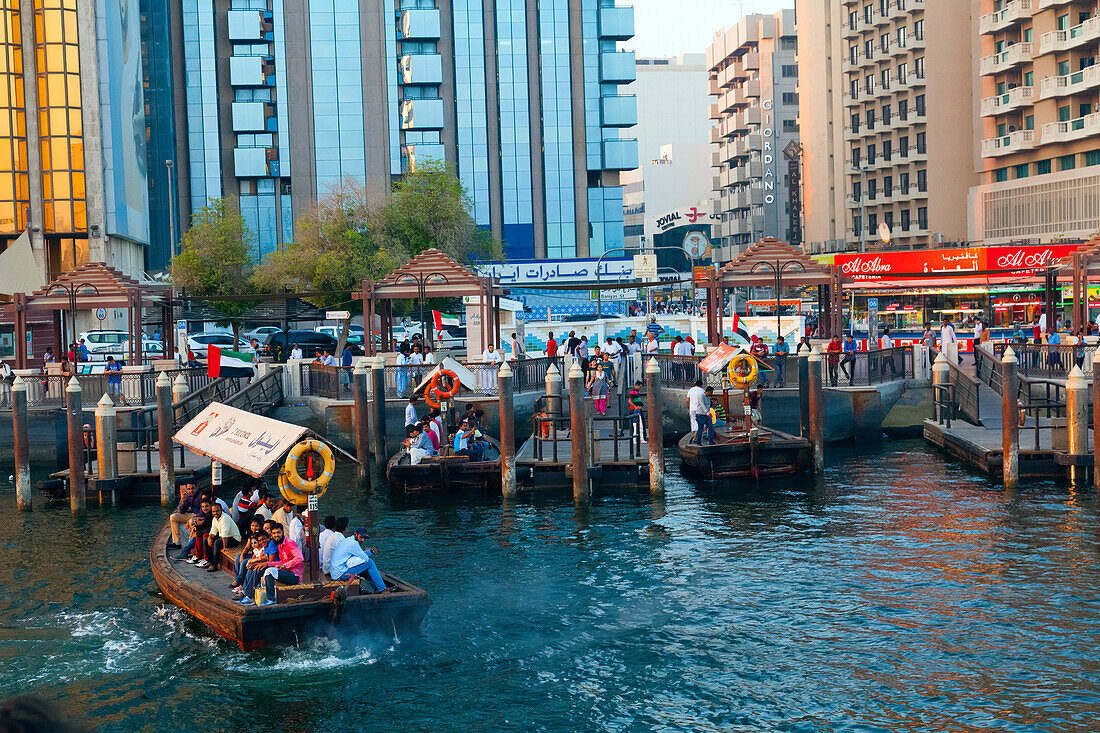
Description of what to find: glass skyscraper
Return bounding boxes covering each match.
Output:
[171,0,638,262]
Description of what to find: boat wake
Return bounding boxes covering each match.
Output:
[218,634,397,674]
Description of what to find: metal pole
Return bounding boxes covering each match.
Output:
[568,359,590,502]
[353,361,370,466]
[645,357,664,494]
[1094,348,1100,489]
[155,372,175,506]
[166,159,177,258]
[371,357,387,462]
[66,376,85,511]
[860,165,867,253]
[12,376,30,510]
[95,394,118,505]
[1001,347,1019,490]
[1066,365,1088,485]
[807,347,824,475]
[498,361,517,498]
[932,353,950,424]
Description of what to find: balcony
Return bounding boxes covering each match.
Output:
[708,77,721,96]
[709,127,721,144]
[601,51,637,83]
[602,94,637,127]
[1041,112,1100,144]
[1038,17,1100,55]
[399,53,443,85]
[403,143,445,169]
[734,79,760,107]
[1038,0,1072,7]
[980,85,1035,115]
[599,6,634,39]
[229,55,271,87]
[231,102,272,132]
[400,99,445,130]
[719,89,737,114]
[400,9,441,39]
[743,52,759,71]
[227,10,266,41]
[603,138,638,170]
[843,92,861,108]
[1040,64,1100,99]
[979,0,1032,35]
[981,129,1037,157]
[234,147,275,178]
[981,43,1032,75]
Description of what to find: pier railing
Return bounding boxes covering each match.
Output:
[0,366,212,411]
[991,343,1096,379]
[931,348,983,424]
[530,395,644,464]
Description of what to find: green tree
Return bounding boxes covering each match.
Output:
[171,197,258,347]
[252,177,397,354]
[378,159,503,264]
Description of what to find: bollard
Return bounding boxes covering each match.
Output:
[371,357,387,462]
[156,372,175,506]
[1094,349,1100,489]
[1066,365,1089,485]
[172,373,189,404]
[646,357,664,494]
[798,354,810,438]
[568,359,590,502]
[498,361,517,498]
[932,353,951,423]
[66,377,85,511]
[95,394,119,505]
[1001,347,1020,490]
[353,361,370,467]
[545,361,562,420]
[12,376,30,510]
[807,346,825,475]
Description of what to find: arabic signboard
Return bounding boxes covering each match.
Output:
[477,258,633,285]
[836,244,1083,289]
[693,265,716,284]
[633,254,658,279]
[173,402,309,478]
[590,288,636,301]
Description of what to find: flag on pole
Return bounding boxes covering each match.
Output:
[731,313,750,343]
[432,310,460,331]
[208,344,255,378]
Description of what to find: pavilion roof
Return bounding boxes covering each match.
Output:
[24,262,170,311]
[717,238,834,287]
[372,248,504,299]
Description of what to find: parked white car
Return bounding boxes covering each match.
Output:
[86,336,165,359]
[244,326,281,342]
[187,332,242,358]
[79,330,130,352]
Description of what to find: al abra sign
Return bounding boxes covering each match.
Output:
[836,244,1082,286]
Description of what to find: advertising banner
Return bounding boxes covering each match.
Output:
[836,244,1082,288]
[174,402,309,477]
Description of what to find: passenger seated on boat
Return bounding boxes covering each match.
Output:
[230,519,265,592]
[709,395,727,429]
[237,530,278,602]
[322,517,348,576]
[254,492,277,523]
[262,524,304,602]
[175,498,212,563]
[748,386,763,422]
[318,515,336,556]
[271,497,297,532]
[168,482,203,549]
[406,423,437,465]
[453,420,487,461]
[232,479,262,525]
[202,501,241,573]
[427,408,443,446]
[329,528,388,593]
[422,418,440,452]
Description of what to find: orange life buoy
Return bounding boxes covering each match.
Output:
[423,389,441,409]
[431,368,461,400]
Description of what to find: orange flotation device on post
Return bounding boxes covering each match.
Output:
[430,368,460,401]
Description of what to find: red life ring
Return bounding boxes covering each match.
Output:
[431,368,460,400]
[423,389,441,409]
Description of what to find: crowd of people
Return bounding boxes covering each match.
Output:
[401,399,493,465]
[167,479,390,605]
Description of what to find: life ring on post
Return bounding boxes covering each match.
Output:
[423,389,441,410]
[431,368,461,401]
[727,354,759,390]
[278,474,310,506]
[281,438,335,498]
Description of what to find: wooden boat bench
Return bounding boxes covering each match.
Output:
[215,544,360,602]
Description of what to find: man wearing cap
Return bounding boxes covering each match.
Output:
[328,527,388,593]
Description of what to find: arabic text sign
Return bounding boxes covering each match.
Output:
[477,258,633,285]
[174,402,309,478]
[836,244,1082,287]
[590,288,636,301]
[633,255,658,279]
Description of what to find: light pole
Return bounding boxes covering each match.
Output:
[859,164,867,254]
[165,159,178,259]
[750,259,806,342]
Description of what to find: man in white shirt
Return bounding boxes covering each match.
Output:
[322,517,348,576]
[1038,310,1047,335]
[272,497,297,531]
[687,380,711,445]
[644,333,659,355]
[673,338,693,357]
[318,515,335,557]
[940,319,959,364]
[254,493,277,523]
[509,333,524,360]
[290,343,303,360]
[405,396,419,428]
[880,329,896,376]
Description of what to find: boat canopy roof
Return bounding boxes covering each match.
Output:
[173,402,310,477]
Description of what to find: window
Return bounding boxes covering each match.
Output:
[865,74,875,94]
[897,62,907,84]
[782,92,798,104]
[881,68,891,89]
[900,171,910,191]
[916,132,926,154]
[1059,154,1076,171]
[882,104,891,125]
[896,26,906,48]
[916,168,927,192]
[1023,27,1032,42]
[1058,60,1070,76]
[867,143,877,164]
[915,94,926,116]
[865,39,874,59]
[901,209,911,230]
[850,78,860,98]
[993,168,1008,182]
[880,33,889,53]
[852,147,862,166]
[781,64,797,78]
[899,135,909,156]
[854,215,863,237]
[1086,149,1100,166]
[781,38,797,51]
[913,19,924,40]
[866,109,876,129]
[884,211,894,229]
[1057,13,1069,30]
[918,207,928,229]
[864,4,873,23]
[1036,159,1051,175]
[868,179,877,200]
[1014,163,1029,179]
[852,180,862,201]
[782,119,798,132]
[851,113,860,133]
[914,57,925,78]
[1059,104,1071,121]
[849,11,858,29]
[898,100,908,120]
[868,213,878,231]
[1024,71,1033,86]
[883,139,892,161]
[883,174,893,195]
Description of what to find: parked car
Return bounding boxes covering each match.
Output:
[88,337,165,358]
[80,330,130,352]
[244,326,282,342]
[436,326,467,350]
[187,332,241,358]
[262,330,364,360]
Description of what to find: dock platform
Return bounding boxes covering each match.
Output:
[922,418,1089,481]
[516,431,649,488]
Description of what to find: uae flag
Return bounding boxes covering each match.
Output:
[208,344,255,378]
[432,310,460,331]
[731,313,751,343]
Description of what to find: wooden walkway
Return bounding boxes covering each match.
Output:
[923,418,1088,480]
[517,430,649,487]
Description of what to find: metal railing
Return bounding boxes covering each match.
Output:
[931,348,982,424]
[992,342,1096,379]
[530,394,643,464]
[0,367,211,411]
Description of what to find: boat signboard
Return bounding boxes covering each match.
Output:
[174,402,309,477]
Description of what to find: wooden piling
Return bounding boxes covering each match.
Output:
[353,360,370,467]
[568,359,590,502]
[807,346,825,475]
[12,376,30,511]
[1066,365,1088,485]
[66,377,85,511]
[95,394,118,505]
[1001,347,1019,490]
[798,354,810,439]
[498,361,517,498]
[1094,349,1100,489]
[371,357,387,462]
[646,357,664,494]
[155,372,175,506]
[172,373,189,404]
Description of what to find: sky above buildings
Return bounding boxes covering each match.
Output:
[630,0,790,58]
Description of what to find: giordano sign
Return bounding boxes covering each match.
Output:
[762,98,776,206]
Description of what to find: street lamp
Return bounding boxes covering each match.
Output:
[45,281,101,352]
[858,163,868,254]
[750,259,806,341]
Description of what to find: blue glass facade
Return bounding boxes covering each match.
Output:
[538,0,575,260]
[181,0,221,212]
[309,0,365,191]
[140,0,176,270]
[451,0,490,227]
[495,0,533,259]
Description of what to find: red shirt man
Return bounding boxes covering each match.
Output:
[827,336,843,364]
[546,334,558,357]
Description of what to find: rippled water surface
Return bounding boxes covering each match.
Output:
[1,440,1099,732]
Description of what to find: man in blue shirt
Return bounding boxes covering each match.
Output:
[328,527,388,592]
[773,335,790,386]
[77,339,89,361]
[841,334,858,385]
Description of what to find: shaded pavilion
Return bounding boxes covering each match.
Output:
[356,249,507,355]
[702,237,842,344]
[1053,237,1100,333]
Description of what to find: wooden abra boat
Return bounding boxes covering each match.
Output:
[151,522,431,650]
[678,427,811,480]
[386,437,501,493]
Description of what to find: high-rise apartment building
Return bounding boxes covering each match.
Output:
[707,10,800,263]
[797,0,976,252]
[970,0,1100,245]
[174,0,638,263]
[0,0,164,282]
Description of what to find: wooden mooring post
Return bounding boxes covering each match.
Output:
[646,357,664,494]
[1001,347,1019,490]
[371,357,387,462]
[353,361,370,471]
[1066,365,1089,485]
[1093,348,1100,489]
[95,394,119,505]
[66,377,85,512]
[568,359,590,502]
[13,376,30,510]
[499,361,517,498]
[807,346,824,476]
[156,372,175,506]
